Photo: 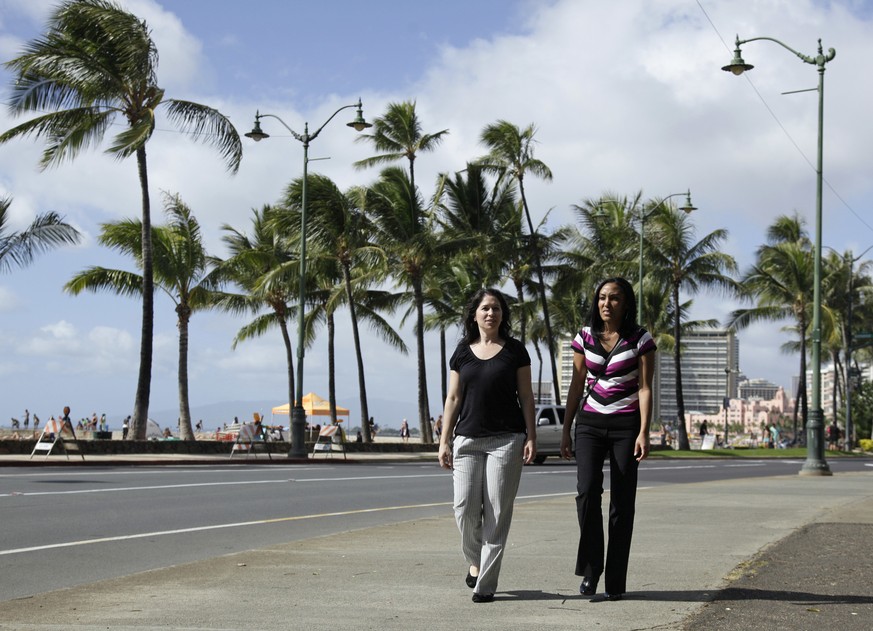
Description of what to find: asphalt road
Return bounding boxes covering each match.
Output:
[2,457,870,602]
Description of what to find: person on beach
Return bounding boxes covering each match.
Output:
[561,277,656,601]
[438,288,536,603]
[400,419,411,443]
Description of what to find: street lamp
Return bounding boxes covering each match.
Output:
[723,35,835,476]
[723,364,735,447]
[637,190,696,325]
[245,99,371,458]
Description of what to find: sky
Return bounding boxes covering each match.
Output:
[1,0,872,430]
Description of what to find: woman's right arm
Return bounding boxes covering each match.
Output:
[438,370,462,470]
[561,351,587,459]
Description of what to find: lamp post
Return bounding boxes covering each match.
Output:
[723,35,835,475]
[245,99,371,458]
[637,191,696,325]
[723,364,733,447]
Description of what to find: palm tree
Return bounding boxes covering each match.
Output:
[0,197,81,273]
[364,166,438,442]
[275,175,408,441]
[476,120,561,403]
[354,101,448,441]
[729,214,815,441]
[819,249,871,435]
[299,255,346,427]
[0,0,242,439]
[354,100,449,200]
[210,206,299,440]
[647,204,738,450]
[65,193,213,440]
[821,250,849,425]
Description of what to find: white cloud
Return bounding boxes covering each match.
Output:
[0,285,20,312]
[17,320,137,374]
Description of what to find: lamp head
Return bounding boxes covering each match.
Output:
[591,198,611,218]
[245,113,269,142]
[722,38,754,75]
[679,190,697,214]
[347,98,372,132]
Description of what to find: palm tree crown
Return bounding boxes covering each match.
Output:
[354,100,449,191]
[0,197,81,274]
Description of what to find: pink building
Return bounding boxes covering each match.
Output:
[685,387,795,441]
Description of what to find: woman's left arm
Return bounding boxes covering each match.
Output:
[635,350,655,461]
[516,364,537,464]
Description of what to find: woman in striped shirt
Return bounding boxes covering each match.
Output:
[560,277,656,601]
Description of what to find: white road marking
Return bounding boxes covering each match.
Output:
[0,473,449,497]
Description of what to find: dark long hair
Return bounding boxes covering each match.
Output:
[587,276,639,338]
[461,288,512,344]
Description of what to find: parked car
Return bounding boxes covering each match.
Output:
[532,404,570,464]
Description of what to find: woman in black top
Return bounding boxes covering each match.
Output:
[438,288,536,603]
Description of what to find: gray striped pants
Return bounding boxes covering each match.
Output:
[452,432,525,595]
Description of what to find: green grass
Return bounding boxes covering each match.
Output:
[648,447,868,459]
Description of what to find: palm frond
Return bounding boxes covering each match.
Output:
[164,99,243,173]
[0,199,82,273]
[65,266,142,297]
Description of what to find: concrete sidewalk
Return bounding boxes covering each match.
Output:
[0,472,870,630]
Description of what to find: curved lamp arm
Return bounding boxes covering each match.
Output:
[737,36,835,68]
[723,35,835,75]
[638,190,695,222]
[246,98,370,146]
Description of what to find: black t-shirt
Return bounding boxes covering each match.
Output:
[449,337,531,437]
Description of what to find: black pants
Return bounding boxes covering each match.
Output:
[574,420,640,594]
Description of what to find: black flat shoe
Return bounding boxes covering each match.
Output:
[605,592,623,601]
[465,572,477,589]
[579,576,598,596]
[472,593,494,603]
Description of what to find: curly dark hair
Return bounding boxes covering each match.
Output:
[587,276,639,337]
[461,288,512,344]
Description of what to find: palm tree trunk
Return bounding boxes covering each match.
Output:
[440,327,447,405]
[131,146,153,440]
[518,184,560,405]
[413,276,432,443]
[327,311,338,426]
[831,350,840,427]
[532,341,543,403]
[343,264,372,442]
[277,310,296,435]
[673,283,690,450]
[793,349,804,442]
[177,305,194,440]
[514,278,526,344]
